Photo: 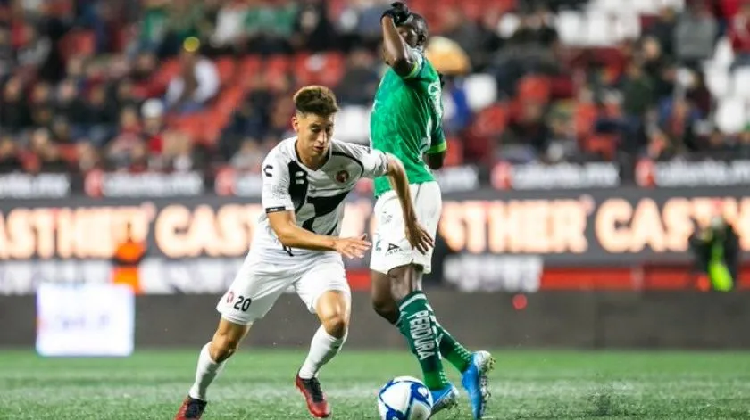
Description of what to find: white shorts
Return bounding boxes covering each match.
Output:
[370,181,442,275]
[217,251,350,325]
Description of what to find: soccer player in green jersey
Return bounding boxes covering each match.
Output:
[368,3,495,419]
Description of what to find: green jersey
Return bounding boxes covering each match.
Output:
[370,46,447,196]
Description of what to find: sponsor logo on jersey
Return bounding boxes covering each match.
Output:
[336,169,349,184]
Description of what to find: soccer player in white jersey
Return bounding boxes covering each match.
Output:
[174,86,433,420]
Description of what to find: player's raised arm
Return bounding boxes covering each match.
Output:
[380,3,422,78]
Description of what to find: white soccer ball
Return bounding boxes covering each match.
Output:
[377,376,433,420]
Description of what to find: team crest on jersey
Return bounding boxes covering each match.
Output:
[336,169,349,184]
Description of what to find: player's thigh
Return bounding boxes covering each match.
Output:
[216,255,297,325]
[295,254,351,319]
[411,182,442,274]
[370,191,413,274]
[371,183,441,274]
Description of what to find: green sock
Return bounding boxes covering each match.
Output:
[435,323,473,373]
[396,291,448,391]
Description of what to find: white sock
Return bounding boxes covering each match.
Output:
[298,326,346,379]
[188,342,227,400]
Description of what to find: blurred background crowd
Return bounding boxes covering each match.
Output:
[0,0,748,176]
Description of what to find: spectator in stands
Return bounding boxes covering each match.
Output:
[231,138,265,172]
[50,116,75,144]
[165,39,219,114]
[620,60,654,149]
[658,96,700,153]
[0,76,30,134]
[0,135,23,173]
[211,0,246,52]
[737,124,750,158]
[502,101,550,157]
[491,6,559,96]
[0,24,12,78]
[441,7,483,69]
[291,0,336,52]
[141,99,166,154]
[706,128,732,155]
[84,83,119,145]
[29,81,55,130]
[106,106,144,169]
[674,0,718,69]
[640,36,675,99]
[339,0,390,48]
[157,0,204,57]
[55,79,87,134]
[161,130,202,172]
[76,141,100,172]
[645,6,677,58]
[244,0,296,55]
[336,47,379,105]
[138,0,169,52]
[643,128,675,161]
[30,127,67,172]
[441,76,472,135]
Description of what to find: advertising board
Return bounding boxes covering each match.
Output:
[1,186,748,293]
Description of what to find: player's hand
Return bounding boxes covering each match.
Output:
[334,235,371,259]
[381,2,412,25]
[404,219,434,254]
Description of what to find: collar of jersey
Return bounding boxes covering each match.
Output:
[292,137,333,171]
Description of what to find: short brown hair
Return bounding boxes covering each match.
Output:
[293,86,339,116]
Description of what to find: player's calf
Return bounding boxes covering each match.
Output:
[371,271,400,324]
[296,290,350,418]
[176,319,250,420]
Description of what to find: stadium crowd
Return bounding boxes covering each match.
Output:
[0,0,747,175]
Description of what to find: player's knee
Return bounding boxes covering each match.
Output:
[321,312,348,338]
[210,333,240,362]
[372,296,399,324]
[210,323,248,362]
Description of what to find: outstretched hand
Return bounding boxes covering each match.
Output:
[334,235,371,260]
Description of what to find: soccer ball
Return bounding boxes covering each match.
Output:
[377,376,433,420]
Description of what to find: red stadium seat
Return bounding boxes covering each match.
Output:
[262,55,291,84]
[469,103,507,138]
[574,102,598,138]
[445,137,463,167]
[57,144,78,163]
[516,76,551,103]
[582,134,616,160]
[240,55,262,83]
[294,53,346,87]
[154,59,181,88]
[59,30,96,60]
[215,57,237,87]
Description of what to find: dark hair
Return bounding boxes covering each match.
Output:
[410,13,429,42]
[293,86,339,116]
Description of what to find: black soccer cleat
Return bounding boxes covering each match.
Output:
[296,373,331,418]
[175,396,207,420]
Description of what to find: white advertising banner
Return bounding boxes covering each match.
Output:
[36,283,135,357]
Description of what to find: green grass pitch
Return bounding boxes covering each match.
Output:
[1,350,749,419]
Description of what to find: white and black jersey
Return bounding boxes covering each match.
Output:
[253,136,389,258]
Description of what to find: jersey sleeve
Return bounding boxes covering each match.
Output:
[401,46,426,79]
[346,143,389,178]
[428,121,447,154]
[261,154,293,213]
